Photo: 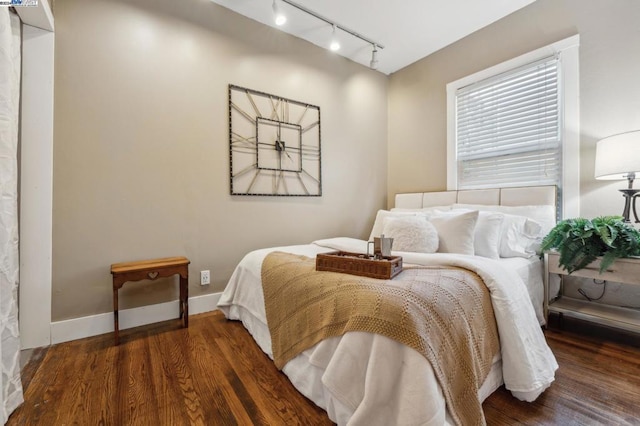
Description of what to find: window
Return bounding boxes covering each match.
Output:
[447,35,580,218]
[455,57,560,189]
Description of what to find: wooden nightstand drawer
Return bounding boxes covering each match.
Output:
[547,253,640,285]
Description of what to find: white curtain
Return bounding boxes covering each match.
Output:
[0,8,24,423]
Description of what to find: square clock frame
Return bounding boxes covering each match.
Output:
[228,85,322,196]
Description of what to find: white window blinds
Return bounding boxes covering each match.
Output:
[455,56,561,189]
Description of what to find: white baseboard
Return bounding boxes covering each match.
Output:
[50,292,222,345]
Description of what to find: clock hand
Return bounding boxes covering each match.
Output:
[275,123,292,163]
[276,140,292,160]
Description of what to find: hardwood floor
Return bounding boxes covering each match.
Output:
[483,322,640,425]
[9,310,640,425]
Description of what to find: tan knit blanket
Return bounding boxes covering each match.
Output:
[261,251,500,426]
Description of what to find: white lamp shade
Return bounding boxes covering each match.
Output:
[594,130,640,180]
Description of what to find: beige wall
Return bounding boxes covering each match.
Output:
[388,0,640,218]
[50,0,640,322]
[52,0,388,320]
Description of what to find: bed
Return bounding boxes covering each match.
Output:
[217,186,559,425]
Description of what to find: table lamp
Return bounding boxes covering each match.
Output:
[594,130,640,222]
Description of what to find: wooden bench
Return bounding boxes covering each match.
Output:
[110,256,190,345]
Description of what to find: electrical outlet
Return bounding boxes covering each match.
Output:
[200,270,210,285]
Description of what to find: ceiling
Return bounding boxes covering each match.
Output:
[210,0,536,75]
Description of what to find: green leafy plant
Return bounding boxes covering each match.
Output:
[540,216,640,274]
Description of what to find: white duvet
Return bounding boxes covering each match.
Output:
[217,237,558,425]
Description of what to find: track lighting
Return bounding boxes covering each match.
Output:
[329,24,340,51]
[276,0,384,68]
[272,0,286,26]
[370,44,379,70]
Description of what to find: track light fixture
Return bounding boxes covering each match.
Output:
[272,0,286,26]
[278,0,384,68]
[329,24,340,51]
[370,44,379,70]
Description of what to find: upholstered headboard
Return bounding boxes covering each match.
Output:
[395,185,557,212]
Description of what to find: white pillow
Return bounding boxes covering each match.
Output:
[369,210,427,241]
[453,203,555,235]
[499,213,544,258]
[494,205,555,235]
[426,208,502,258]
[427,210,479,255]
[451,203,552,258]
[382,216,439,253]
[474,211,504,259]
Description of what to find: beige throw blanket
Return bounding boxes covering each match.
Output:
[262,252,500,426]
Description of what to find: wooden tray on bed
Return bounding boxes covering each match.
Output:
[316,251,403,280]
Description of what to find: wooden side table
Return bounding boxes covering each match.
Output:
[544,252,640,332]
[110,256,190,345]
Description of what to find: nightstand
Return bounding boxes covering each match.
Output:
[544,252,640,332]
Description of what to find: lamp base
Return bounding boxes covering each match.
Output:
[619,189,640,222]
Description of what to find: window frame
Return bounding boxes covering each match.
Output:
[446,35,580,218]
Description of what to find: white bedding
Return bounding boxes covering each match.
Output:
[217,237,558,425]
[501,256,545,325]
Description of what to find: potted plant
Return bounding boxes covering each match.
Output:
[540,216,640,274]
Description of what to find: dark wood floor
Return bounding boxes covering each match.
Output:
[8,310,640,425]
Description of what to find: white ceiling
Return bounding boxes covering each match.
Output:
[210,0,536,75]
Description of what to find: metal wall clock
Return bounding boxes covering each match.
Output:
[228,84,322,196]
